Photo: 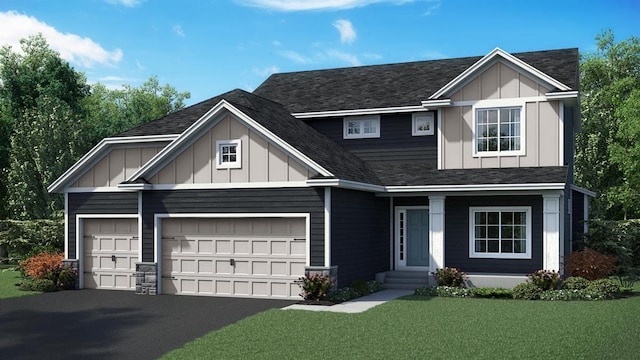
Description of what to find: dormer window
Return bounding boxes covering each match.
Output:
[473,103,524,156]
[343,116,380,139]
[216,139,241,169]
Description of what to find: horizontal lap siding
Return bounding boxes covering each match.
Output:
[142,188,325,264]
[306,113,437,167]
[331,188,390,286]
[445,195,543,273]
[67,192,139,259]
[571,190,585,252]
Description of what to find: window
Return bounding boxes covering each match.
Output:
[469,207,531,259]
[412,113,435,136]
[343,116,380,139]
[474,106,522,155]
[216,139,241,169]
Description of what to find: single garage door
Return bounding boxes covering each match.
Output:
[83,218,138,290]
[162,217,306,299]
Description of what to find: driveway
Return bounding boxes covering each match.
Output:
[0,290,294,360]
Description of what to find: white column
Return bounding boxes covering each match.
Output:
[324,187,331,268]
[429,196,445,272]
[543,194,561,271]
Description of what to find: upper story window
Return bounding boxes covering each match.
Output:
[216,139,241,169]
[412,113,435,136]
[343,116,380,139]
[474,106,523,156]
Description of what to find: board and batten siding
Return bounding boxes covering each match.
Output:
[444,195,543,273]
[306,113,437,167]
[149,115,313,185]
[72,144,166,188]
[442,61,563,169]
[141,188,325,264]
[67,192,139,259]
[330,188,390,286]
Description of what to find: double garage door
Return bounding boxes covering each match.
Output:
[161,217,307,299]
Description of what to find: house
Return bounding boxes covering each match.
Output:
[49,47,594,298]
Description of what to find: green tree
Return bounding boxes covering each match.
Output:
[84,76,190,144]
[576,30,640,219]
[0,34,89,219]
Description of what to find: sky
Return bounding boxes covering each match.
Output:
[0,0,638,105]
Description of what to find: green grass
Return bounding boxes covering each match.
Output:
[162,291,640,359]
[0,266,41,299]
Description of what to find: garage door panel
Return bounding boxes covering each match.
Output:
[162,217,306,299]
[83,218,138,291]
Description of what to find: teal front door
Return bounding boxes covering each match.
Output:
[397,207,430,269]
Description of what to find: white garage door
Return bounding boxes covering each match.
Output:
[83,218,138,290]
[162,217,307,299]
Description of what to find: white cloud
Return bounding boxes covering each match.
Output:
[253,65,280,77]
[173,25,185,37]
[237,0,416,11]
[272,40,282,47]
[0,11,123,68]
[325,49,361,66]
[423,0,440,15]
[333,19,357,44]
[105,0,142,7]
[278,50,312,64]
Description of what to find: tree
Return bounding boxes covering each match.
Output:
[575,30,640,219]
[0,34,89,219]
[84,76,190,145]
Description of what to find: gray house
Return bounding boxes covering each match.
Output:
[49,47,593,298]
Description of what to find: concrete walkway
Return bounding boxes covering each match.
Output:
[283,289,413,313]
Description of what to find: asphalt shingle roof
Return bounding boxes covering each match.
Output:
[119,89,380,184]
[253,48,579,113]
[370,164,567,186]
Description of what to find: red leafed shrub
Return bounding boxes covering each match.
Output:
[564,248,616,280]
[20,252,65,280]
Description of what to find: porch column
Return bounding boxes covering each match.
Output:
[543,194,561,271]
[429,196,445,272]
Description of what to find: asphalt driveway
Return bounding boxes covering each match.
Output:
[0,290,294,360]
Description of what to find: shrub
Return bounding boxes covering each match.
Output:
[329,287,360,302]
[367,280,385,293]
[436,286,473,297]
[56,266,78,289]
[414,286,438,297]
[350,279,371,297]
[512,282,543,300]
[539,289,606,301]
[585,278,622,299]
[582,219,640,273]
[19,252,64,280]
[0,220,64,261]
[433,267,466,287]
[18,278,57,292]
[298,274,332,301]
[528,270,561,290]
[471,287,513,299]
[562,276,590,290]
[564,248,616,280]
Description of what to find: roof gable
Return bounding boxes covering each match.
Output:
[253,48,578,113]
[126,90,380,185]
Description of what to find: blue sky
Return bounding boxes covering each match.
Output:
[1,0,638,105]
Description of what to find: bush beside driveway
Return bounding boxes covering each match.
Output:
[0,290,294,360]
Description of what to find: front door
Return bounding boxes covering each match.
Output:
[396,207,430,270]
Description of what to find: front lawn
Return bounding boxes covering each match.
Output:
[162,290,640,359]
[0,266,40,299]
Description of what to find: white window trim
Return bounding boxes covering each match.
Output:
[343,115,380,139]
[469,206,532,259]
[215,139,242,169]
[412,113,435,136]
[472,99,526,157]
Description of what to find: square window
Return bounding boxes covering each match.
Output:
[216,140,242,169]
[412,113,435,136]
